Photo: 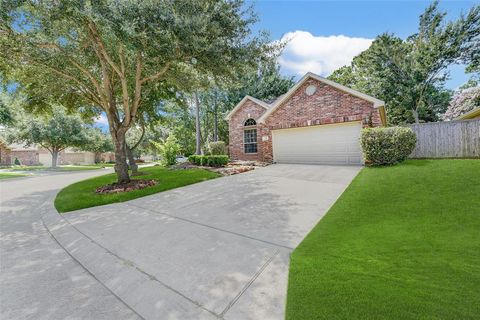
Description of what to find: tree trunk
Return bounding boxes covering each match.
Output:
[412,109,420,124]
[51,149,58,168]
[126,144,138,174]
[194,91,202,155]
[112,130,130,184]
[213,101,218,142]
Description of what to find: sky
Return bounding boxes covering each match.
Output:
[247,0,478,89]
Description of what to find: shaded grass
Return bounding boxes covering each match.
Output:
[286,159,480,320]
[55,166,219,213]
[0,172,28,180]
[6,164,107,171]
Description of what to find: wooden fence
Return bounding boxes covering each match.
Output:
[408,119,480,158]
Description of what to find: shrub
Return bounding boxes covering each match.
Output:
[206,141,227,155]
[188,154,229,167]
[360,127,416,166]
[151,134,180,166]
[14,157,21,165]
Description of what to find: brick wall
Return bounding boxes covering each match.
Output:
[228,100,267,161]
[10,150,39,165]
[228,77,382,162]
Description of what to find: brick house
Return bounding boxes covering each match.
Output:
[225,72,387,165]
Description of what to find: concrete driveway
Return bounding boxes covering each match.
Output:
[0,169,139,320]
[56,164,361,319]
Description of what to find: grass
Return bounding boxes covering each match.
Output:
[286,159,480,320]
[5,164,111,171]
[55,165,219,213]
[6,165,47,171]
[0,172,28,180]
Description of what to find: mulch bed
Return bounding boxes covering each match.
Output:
[95,179,157,194]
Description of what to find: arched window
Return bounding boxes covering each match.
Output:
[243,119,257,153]
[244,118,256,126]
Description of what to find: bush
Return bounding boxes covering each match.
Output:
[188,154,229,167]
[206,141,227,155]
[360,127,416,166]
[151,134,180,166]
[14,157,21,165]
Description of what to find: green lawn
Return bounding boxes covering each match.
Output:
[6,165,47,171]
[55,165,219,213]
[6,164,108,171]
[0,172,28,180]
[286,159,480,320]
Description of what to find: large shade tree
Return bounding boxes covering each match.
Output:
[7,106,91,167]
[329,1,479,124]
[0,0,274,183]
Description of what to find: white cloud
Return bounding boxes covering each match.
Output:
[94,113,109,126]
[278,31,373,77]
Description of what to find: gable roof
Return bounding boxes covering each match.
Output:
[257,72,385,123]
[224,95,271,121]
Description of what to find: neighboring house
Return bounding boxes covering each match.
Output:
[7,143,40,165]
[455,106,480,120]
[225,72,387,165]
[0,143,101,166]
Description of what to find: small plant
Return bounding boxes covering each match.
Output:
[151,134,180,166]
[361,127,416,166]
[188,155,229,167]
[206,141,227,155]
[14,157,21,166]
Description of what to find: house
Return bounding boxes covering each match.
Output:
[225,72,387,165]
[455,106,480,120]
[0,142,102,166]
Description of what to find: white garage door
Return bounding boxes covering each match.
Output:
[272,122,363,165]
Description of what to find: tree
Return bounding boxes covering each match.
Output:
[443,86,480,120]
[8,106,91,167]
[81,127,113,163]
[329,2,480,124]
[1,0,275,183]
[0,100,14,126]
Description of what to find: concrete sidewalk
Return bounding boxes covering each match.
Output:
[48,164,360,319]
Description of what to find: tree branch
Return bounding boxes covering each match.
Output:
[140,62,171,84]
[86,19,122,77]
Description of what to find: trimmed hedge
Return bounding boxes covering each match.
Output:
[188,155,229,167]
[360,127,416,166]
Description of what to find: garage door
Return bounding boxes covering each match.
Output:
[272,122,363,165]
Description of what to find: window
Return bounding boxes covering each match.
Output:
[243,118,257,153]
[244,118,256,126]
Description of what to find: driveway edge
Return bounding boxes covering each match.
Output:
[40,197,219,320]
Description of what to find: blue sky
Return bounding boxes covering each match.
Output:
[248,0,477,89]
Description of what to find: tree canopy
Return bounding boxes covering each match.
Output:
[0,0,276,182]
[329,1,479,124]
[6,106,92,167]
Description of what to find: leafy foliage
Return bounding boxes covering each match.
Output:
[360,127,417,166]
[6,106,91,167]
[443,86,480,120]
[188,154,229,167]
[329,2,480,124]
[0,99,14,126]
[80,127,113,154]
[206,141,227,155]
[151,134,180,166]
[0,0,275,182]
